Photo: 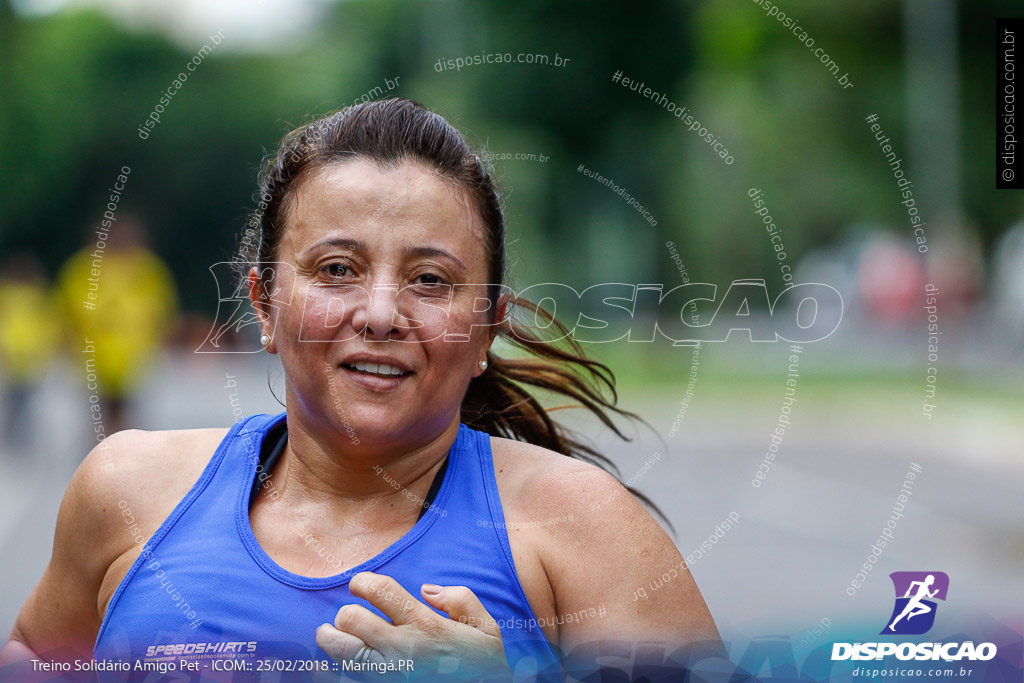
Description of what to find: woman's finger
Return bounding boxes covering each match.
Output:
[330,602,398,654]
[420,584,502,639]
[349,571,435,629]
[315,622,365,662]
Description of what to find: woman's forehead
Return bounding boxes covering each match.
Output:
[282,159,486,265]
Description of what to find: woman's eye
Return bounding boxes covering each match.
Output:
[322,263,352,278]
[414,273,447,287]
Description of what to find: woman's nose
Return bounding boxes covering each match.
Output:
[354,284,402,340]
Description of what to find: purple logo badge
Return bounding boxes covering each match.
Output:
[881,571,949,635]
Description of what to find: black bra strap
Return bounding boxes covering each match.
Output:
[417,456,449,521]
[251,419,288,505]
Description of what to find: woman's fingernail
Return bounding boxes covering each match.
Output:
[421,583,443,595]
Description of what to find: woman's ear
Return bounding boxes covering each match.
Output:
[248,267,269,321]
[248,267,276,353]
[491,294,510,339]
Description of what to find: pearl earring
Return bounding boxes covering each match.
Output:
[260,334,271,347]
[479,360,488,370]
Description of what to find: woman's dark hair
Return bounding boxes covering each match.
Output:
[239,98,666,524]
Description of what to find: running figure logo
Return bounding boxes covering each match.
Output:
[881,571,950,635]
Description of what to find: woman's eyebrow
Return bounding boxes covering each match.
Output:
[404,246,467,272]
[302,237,366,256]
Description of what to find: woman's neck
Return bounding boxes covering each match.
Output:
[269,405,460,512]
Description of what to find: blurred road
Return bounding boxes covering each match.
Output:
[0,345,1021,652]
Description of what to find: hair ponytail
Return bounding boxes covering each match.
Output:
[462,297,669,527]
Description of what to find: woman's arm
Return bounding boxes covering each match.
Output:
[529,463,722,655]
[2,428,218,668]
[2,438,128,665]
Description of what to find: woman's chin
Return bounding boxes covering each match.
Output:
[327,411,404,444]
[323,406,456,452]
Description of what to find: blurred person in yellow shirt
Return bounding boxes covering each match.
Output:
[0,254,62,452]
[56,217,179,434]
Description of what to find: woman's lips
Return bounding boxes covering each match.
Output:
[342,360,410,377]
[339,363,413,390]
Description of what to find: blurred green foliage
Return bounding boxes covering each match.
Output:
[0,0,1021,312]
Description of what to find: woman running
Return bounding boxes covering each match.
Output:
[3,99,719,681]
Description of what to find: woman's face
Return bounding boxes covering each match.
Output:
[253,158,497,449]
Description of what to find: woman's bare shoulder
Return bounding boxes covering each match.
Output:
[488,435,679,572]
[6,426,232,653]
[79,426,230,486]
[70,426,231,546]
[488,437,718,645]
[489,436,627,490]
[488,436,596,472]
[488,436,636,529]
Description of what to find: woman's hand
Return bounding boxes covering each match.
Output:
[315,571,511,680]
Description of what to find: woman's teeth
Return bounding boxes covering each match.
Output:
[344,361,408,377]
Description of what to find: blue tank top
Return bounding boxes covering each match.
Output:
[93,413,563,681]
